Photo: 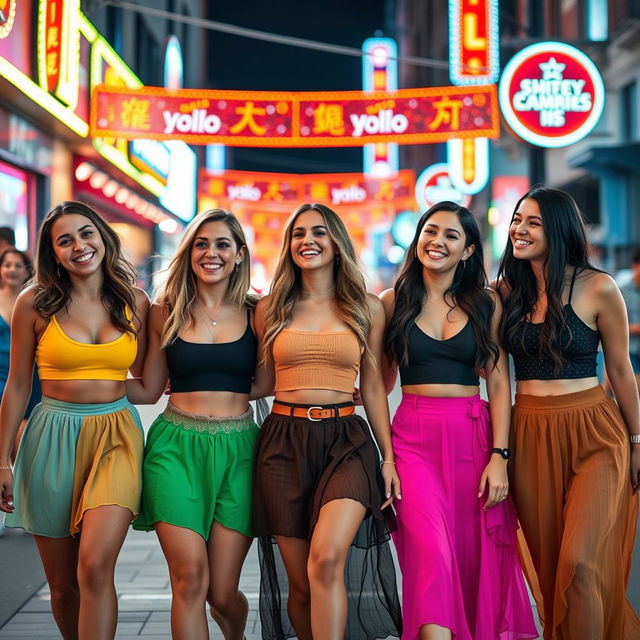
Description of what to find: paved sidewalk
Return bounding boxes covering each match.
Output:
[0,530,262,639]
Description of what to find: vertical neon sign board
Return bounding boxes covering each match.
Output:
[37,0,80,108]
[362,38,398,177]
[448,0,499,85]
[447,0,497,195]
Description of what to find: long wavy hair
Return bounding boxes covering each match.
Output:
[497,186,598,370]
[384,201,498,371]
[262,203,372,363]
[0,249,34,286]
[158,209,253,348]
[34,201,137,335]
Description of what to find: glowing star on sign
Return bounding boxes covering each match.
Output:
[499,41,605,148]
[415,163,472,212]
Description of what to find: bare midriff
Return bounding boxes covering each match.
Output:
[275,389,354,406]
[402,383,480,398]
[516,376,600,396]
[169,390,250,417]
[41,379,127,404]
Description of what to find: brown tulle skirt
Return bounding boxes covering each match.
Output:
[510,385,640,640]
[253,408,401,640]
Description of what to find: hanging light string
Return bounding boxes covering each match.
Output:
[97,0,478,73]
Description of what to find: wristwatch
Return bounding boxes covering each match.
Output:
[491,447,511,460]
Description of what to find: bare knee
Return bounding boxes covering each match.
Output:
[170,562,208,603]
[287,578,311,609]
[77,555,114,593]
[49,578,80,611]
[307,546,344,587]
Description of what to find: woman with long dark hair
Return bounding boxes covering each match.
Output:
[0,201,149,640]
[497,186,640,639]
[252,203,401,640]
[127,209,259,640]
[382,202,536,640]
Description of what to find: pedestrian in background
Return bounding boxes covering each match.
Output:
[252,203,402,640]
[496,186,640,640]
[127,209,259,640]
[0,227,15,256]
[620,247,640,393]
[381,202,536,640]
[0,201,149,640]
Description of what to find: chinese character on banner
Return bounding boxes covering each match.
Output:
[120,97,151,131]
[313,104,345,136]
[429,98,463,131]
[230,101,267,135]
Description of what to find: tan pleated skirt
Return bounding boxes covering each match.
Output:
[510,385,640,640]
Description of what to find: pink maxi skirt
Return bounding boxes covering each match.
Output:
[391,393,537,640]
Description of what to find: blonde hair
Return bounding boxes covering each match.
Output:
[262,203,372,362]
[158,209,252,347]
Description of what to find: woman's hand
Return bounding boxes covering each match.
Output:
[631,444,640,493]
[0,468,14,513]
[380,462,401,509]
[478,456,509,510]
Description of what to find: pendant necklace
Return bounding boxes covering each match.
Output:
[198,301,219,328]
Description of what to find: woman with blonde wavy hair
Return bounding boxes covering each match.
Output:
[252,203,402,640]
[0,201,149,640]
[127,209,260,640]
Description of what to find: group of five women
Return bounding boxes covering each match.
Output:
[0,186,639,640]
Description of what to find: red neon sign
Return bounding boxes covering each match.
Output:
[91,85,499,147]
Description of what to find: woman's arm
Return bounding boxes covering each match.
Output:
[360,295,401,502]
[378,288,399,395]
[126,303,169,405]
[480,292,511,509]
[0,289,37,512]
[250,297,275,400]
[129,287,150,378]
[595,274,640,491]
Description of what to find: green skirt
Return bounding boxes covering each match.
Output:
[133,403,259,540]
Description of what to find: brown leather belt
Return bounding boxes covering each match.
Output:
[271,401,355,422]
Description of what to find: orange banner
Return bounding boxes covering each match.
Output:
[91,85,498,147]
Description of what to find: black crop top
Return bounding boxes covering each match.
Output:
[507,268,600,381]
[166,309,257,393]
[399,321,479,386]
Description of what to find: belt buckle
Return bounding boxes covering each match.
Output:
[306,406,324,421]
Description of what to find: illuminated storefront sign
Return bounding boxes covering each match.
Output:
[91,84,499,146]
[0,0,16,39]
[449,0,499,85]
[415,163,472,211]
[447,136,489,194]
[38,0,80,107]
[498,41,605,148]
[0,0,88,136]
[199,169,416,208]
[362,37,398,177]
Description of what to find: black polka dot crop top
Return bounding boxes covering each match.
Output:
[506,268,600,381]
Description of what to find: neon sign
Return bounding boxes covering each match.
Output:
[0,0,16,39]
[499,42,605,148]
[415,163,472,211]
[92,84,499,146]
[449,0,499,85]
[362,37,398,177]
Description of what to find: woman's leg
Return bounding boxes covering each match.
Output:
[155,522,210,640]
[307,498,366,640]
[420,624,452,639]
[33,535,80,640]
[274,535,312,640]
[76,505,132,640]
[206,521,252,640]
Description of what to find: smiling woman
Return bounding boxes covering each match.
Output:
[0,201,150,640]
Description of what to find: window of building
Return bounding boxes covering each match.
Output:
[621,81,638,141]
[136,14,160,86]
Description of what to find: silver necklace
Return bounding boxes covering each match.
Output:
[198,301,219,327]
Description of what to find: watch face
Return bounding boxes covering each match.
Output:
[502,448,511,459]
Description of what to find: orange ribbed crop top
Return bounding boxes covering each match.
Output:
[36,312,137,381]
[272,328,361,393]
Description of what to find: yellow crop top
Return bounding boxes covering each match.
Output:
[272,328,361,394]
[36,312,137,381]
